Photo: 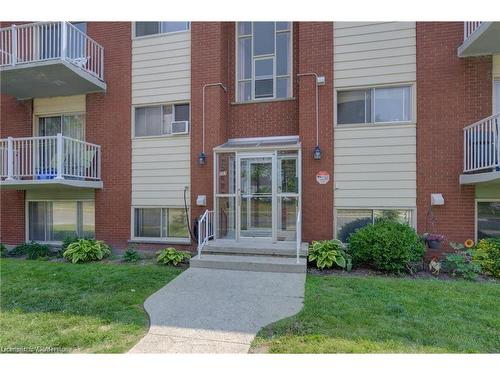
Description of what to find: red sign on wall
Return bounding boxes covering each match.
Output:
[316,171,330,185]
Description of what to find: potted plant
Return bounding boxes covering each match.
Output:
[423,233,446,249]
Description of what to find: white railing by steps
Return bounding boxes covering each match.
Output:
[0,22,104,81]
[464,22,483,41]
[0,134,101,181]
[197,210,214,257]
[296,208,301,264]
[463,113,500,173]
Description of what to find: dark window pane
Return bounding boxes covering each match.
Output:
[336,210,372,242]
[276,22,291,31]
[255,58,273,77]
[174,104,190,122]
[161,22,189,33]
[135,208,161,237]
[238,81,251,101]
[136,22,160,37]
[337,90,370,124]
[29,202,48,241]
[253,22,275,56]
[238,37,252,80]
[39,116,62,136]
[255,79,273,98]
[276,77,290,98]
[238,22,252,36]
[477,202,500,239]
[276,32,290,76]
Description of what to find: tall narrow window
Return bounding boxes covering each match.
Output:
[237,22,292,101]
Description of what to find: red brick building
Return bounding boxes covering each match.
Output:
[1,22,499,259]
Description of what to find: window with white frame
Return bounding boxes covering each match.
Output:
[134,208,189,239]
[336,209,413,242]
[337,86,412,125]
[135,22,190,37]
[38,114,85,140]
[134,103,190,137]
[28,201,95,242]
[237,22,292,102]
[477,201,500,240]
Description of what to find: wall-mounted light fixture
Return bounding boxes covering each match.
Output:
[297,73,325,160]
[201,82,227,166]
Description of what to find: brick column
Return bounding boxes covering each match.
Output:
[297,22,334,242]
[86,22,132,249]
[190,22,230,227]
[0,95,32,245]
[416,22,492,242]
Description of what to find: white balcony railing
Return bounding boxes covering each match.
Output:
[463,113,500,173]
[197,209,214,257]
[464,21,483,41]
[0,134,101,182]
[0,22,104,80]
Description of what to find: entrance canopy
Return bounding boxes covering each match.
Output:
[214,136,301,152]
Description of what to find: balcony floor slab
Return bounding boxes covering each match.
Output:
[0,179,103,190]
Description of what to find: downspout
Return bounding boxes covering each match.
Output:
[201,82,227,164]
[297,72,322,159]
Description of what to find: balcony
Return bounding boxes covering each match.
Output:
[0,134,102,190]
[0,22,106,98]
[458,22,500,57]
[460,113,500,185]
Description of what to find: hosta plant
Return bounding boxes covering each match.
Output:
[63,239,111,263]
[308,239,352,271]
[10,242,51,260]
[123,248,142,263]
[156,247,191,266]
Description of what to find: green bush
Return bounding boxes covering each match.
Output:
[443,250,481,281]
[347,219,426,274]
[308,240,352,270]
[156,247,191,266]
[9,242,51,260]
[63,239,111,263]
[0,243,7,258]
[472,238,500,278]
[123,248,142,263]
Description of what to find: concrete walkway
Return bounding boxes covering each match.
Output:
[129,268,306,353]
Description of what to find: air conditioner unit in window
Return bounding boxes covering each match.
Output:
[171,121,189,135]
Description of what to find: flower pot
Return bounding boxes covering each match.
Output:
[427,240,443,249]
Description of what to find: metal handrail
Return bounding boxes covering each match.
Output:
[0,21,104,80]
[296,208,301,264]
[463,113,500,173]
[197,209,214,258]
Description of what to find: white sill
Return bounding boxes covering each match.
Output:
[128,238,191,245]
[132,133,189,140]
[335,121,416,129]
[232,97,296,105]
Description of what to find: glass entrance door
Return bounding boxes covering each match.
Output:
[238,155,273,238]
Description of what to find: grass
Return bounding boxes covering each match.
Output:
[0,258,182,353]
[252,274,500,353]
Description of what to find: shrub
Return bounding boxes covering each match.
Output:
[308,240,352,270]
[0,243,7,258]
[123,248,142,263]
[156,247,191,266]
[347,219,426,274]
[472,238,500,278]
[9,242,51,259]
[63,239,111,263]
[443,249,481,281]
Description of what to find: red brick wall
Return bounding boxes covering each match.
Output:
[416,22,492,243]
[86,22,132,249]
[298,22,334,241]
[0,96,32,245]
[190,22,230,224]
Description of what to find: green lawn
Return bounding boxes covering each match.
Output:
[0,259,182,353]
[252,274,500,353]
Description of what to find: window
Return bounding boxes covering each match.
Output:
[494,80,500,114]
[135,22,190,37]
[336,209,413,242]
[477,201,500,240]
[134,103,190,137]
[28,201,95,242]
[38,114,85,140]
[337,86,412,125]
[134,208,189,239]
[237,22,292,101]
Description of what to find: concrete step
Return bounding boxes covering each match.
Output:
[190,254,307,273]
[203,242,309,257]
